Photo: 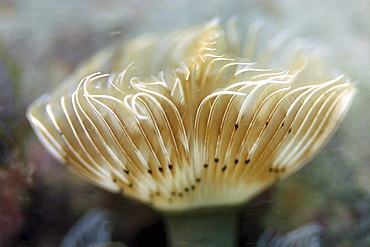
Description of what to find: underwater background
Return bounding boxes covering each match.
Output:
[0,0,369,246]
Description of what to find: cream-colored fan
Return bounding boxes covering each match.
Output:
[27,19,356,246]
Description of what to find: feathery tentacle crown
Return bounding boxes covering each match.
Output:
[27,19,355,211]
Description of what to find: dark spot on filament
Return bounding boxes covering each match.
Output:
[185,187,189,192]
[112,178,117,183]
[288,128,292,133]
[124,170,129,174]
[265,121,269,126]
[235,124,239,129]
[171,191,176,196]
[245,159,250,164]
[178,193,183,197]
[196,178,201,182]
[191,185,196,190]
[269,168,273,172]
[148,170,152,174]
[168,164,173,169]
[281,122,284,127]
[129,183,133,187]
[158,167,163,172]
[221,166,227,171]
[203,164,208,168]
[214,158,219,163]
[234,159,239,164]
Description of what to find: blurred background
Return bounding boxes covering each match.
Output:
[0,0,369,246]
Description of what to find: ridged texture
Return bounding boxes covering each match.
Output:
[257,223,323,247]
[27,19,356,211]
